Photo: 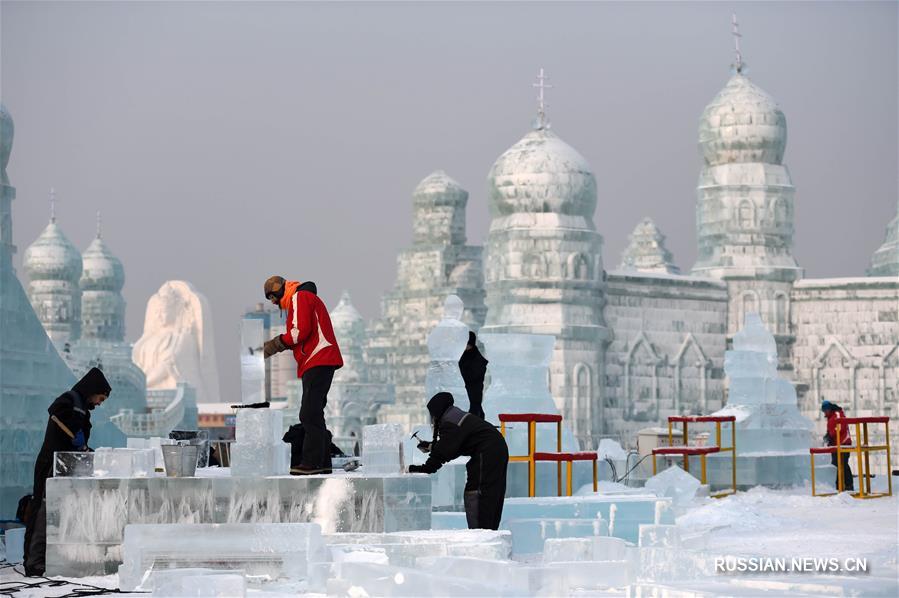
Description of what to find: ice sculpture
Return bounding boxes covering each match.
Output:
[133,280,221,404]
[707,313,817,487]
[424,295,470,413]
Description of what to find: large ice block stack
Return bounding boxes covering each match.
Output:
[362,423,405,474]
[424,295,470,412]
[708,313,816,488]
[480,333,582,496]
[230,408,289,477]
[118,522,323,591]
[45,472,431,576]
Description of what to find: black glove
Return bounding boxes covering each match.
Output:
[408,464,426,474]
[263,336,288,359]
[823,433,833,445]
[416,440,432,454]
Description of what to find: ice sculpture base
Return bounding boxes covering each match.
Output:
[45,470,431,577]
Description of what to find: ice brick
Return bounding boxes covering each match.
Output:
[362,423,405,474]
[235,408,283,444]
[644,465,701,508]
[509,517,607,555]
[229,442,289,477]
[240,318,265,405]
[638,524,680,548]
[54,451,95,477]
[416,556,527,594]
[92,448,154,478]
[118,522,323,591]
[543,537,592,563]
[330,561,500,597]
[546,560,633,589]
[431,511,467,530]
[591,536,629,561]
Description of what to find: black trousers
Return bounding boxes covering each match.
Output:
[299,366,336,469]
[831,451,854,491]
[463,438,509,530]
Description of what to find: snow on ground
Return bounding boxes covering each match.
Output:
[2,484,896,596]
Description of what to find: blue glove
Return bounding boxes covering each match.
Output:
[72,429,85,449]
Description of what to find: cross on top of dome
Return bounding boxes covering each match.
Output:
[49,187,57,223]
[532,67,553,130]
[731,13,746,74]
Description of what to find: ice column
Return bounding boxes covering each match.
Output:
[240,317,265,405]
[362,423,405,474]
[424,295,470,412]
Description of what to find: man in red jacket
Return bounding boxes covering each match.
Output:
[822,400,854,492]
[263,276,343,474]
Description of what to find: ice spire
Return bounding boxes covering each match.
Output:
[49,187,57,223]
[532,67,553,130]
[618,217,680,274]
[731,13,746,74]
[95,210,102,239]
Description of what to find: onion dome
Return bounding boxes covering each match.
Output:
[699,73,787,166]
[413,171,467,205]
[80,222,124,292]
[487,127,596,218]
[23,219,82,284]
[0,102,13,186]
[330,291,366,382]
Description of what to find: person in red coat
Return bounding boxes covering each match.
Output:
[822,400,854,491]
[263,276,343,474]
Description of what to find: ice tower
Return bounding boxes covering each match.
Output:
[867,198,898,277]
[0,102,77,516]
[691,19,802,360]
[369,171,485,429]
[618,218,680,275]
[708,313,816,488]
[481,69,609,448]
[23,189,83,346]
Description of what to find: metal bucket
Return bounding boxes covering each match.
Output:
[162,444,199,477]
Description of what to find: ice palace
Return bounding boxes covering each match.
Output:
[1,17,898,598]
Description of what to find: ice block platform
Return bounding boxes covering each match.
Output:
[45,471,431,577]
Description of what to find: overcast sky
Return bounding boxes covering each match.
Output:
[2,1,896,404]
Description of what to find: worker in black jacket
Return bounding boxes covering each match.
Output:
[23,367,111,577]
[408,392,509,530]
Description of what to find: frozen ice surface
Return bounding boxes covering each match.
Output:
[150,569,247,597]
[240,318,265,405]
[118,522,322,591]
[328,561,500,597]
[362,423,405,474]
[415,556,528,594]
[542,537,592,563]
[644,465,701,508]
[545,559,633,589]
[429,459,466,508]
[54,451,95,477]
[639,524,680,548]
[430,511,467,530]
[424,295,470,412]
[4,526,25,563]
[91,448,155,478]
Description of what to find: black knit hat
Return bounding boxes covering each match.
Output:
[72,367,112,399]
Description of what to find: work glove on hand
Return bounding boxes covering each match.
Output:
[823,433,833,445]
[416,440,432,454]
[263,336,288,359]
[72,429,86,449]
[407,464,426,474]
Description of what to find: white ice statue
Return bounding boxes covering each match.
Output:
[424,295,470,412]
[133,280,221,404]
